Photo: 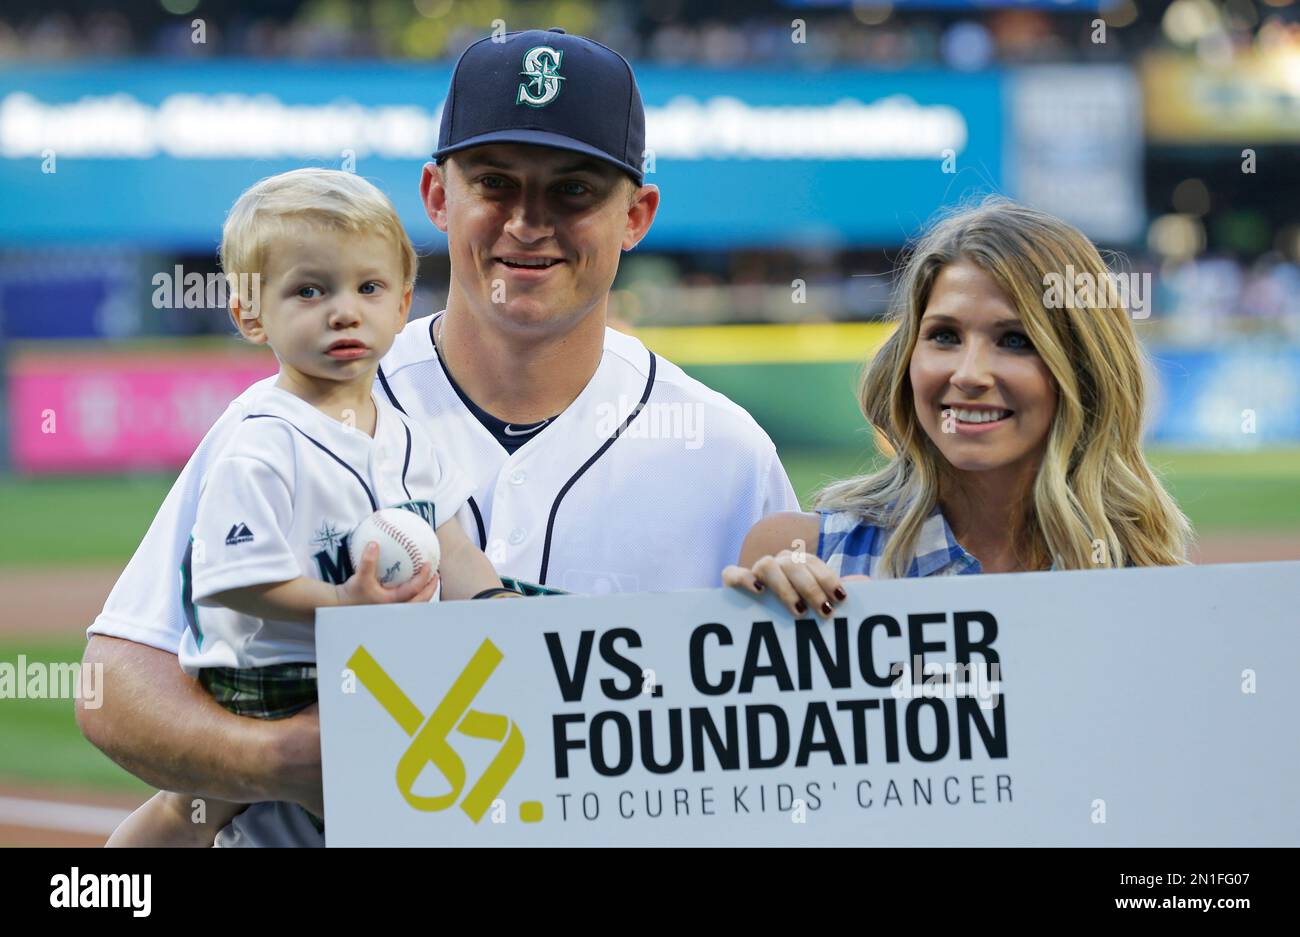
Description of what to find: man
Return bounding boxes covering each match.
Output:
[78,28,799,846]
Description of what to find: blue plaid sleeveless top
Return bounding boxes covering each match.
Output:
[816,506,982,578]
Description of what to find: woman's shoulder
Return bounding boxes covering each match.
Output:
[738,511,821,566]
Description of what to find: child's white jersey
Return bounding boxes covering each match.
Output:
[177,383,471,674]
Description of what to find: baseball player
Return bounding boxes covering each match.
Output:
[82,29,799,846]
[106,168,507,846]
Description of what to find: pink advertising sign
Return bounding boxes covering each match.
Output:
[9,346,277,473]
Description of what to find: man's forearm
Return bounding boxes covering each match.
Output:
[76,635,321,809]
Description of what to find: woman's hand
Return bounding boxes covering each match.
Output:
[723,550,849,619]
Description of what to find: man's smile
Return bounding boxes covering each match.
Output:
[493,254,567,281]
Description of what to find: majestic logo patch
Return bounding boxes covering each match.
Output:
[225,523,254,546]
[517,45,565,108]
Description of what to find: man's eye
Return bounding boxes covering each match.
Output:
[480,175,510,189]
[556,181,590,196]
[1001,331,1034,351]
[297,286,322,299]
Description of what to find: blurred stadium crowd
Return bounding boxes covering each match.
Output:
[2,0,1298,68]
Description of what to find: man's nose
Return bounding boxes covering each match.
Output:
[504,184,554,243]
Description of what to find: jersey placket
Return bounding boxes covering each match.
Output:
[482,441,551,577]
[480,350,643,585]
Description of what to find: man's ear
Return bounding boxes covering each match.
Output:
[420,161,450,233]
[229,295,268,345]
[622,183,660,252]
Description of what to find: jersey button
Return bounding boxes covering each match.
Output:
[508,528,526,546]
[509,469,527,486]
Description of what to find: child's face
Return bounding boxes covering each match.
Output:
[236,224,412,388]
[909,259,1058,481]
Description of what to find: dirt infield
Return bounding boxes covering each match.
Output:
[0,567,123,639]
[1185,533,1300,565]
[0,782,147,846]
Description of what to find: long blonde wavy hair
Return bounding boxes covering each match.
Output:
[816,197,1191,575]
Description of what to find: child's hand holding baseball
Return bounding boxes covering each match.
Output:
[336,541,439,606]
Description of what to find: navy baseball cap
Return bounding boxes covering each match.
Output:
[433,28,646,186]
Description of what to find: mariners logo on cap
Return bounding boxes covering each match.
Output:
[516,45,565,108]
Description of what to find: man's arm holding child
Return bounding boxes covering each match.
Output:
[79,540,436,821]
[77,636,325,814]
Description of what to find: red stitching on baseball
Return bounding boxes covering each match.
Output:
[372,516,427,578]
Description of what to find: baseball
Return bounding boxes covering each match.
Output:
[348,508,440,587]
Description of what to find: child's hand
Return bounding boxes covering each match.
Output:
[336,541,439,607]
[722,550,850,619]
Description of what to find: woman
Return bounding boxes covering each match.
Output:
[723,198,1190,617]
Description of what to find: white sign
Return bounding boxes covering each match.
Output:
[316,561,1300,846]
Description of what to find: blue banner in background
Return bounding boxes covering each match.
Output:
[1147,347,1300,446]
[1,62,1004,251]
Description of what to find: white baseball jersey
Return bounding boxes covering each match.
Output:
[176,383,470,675]
[88,312,797,847]
[376,313,799,594]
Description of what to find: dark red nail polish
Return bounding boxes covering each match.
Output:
[754,581,765,592]
[795,600,807,615]
[835,587,847,601]
[821,602,832,616]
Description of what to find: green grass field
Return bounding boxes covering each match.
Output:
[0,637,151,793]
[0,447,1296,568]
[783,447,1300,531]
[0,474,180,568]
[0,447,1296,798]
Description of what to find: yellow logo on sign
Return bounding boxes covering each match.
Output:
[348,639,543,824]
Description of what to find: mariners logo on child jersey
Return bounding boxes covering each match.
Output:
[313,523,355,586]
[312,522,345,553]
[311,503,437,586]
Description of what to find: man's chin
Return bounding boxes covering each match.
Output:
[487,295,591,332]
